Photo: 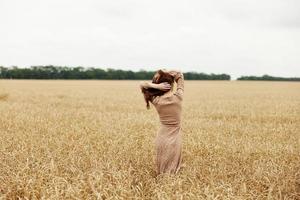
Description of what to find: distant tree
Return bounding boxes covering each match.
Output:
[237,74,300,81]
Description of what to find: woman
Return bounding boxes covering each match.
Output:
[139,69,184,175]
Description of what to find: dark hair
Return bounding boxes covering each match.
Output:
[141,70,175,109]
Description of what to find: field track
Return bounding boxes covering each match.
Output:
[0,80,299,199]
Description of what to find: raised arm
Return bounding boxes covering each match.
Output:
[139,81,171,91]
[171,71,184,99]
[139,81,154,89]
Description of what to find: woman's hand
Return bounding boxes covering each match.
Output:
[167,70,183,82]
[166,70,182,77]
[154,82,171,91]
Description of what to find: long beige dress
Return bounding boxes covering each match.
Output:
[151,73,184,175]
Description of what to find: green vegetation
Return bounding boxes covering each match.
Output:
[0,66,231,80]
[1,66,299,81]
[237,75,300,81]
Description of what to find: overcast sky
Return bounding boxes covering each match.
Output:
[0,0,299,79]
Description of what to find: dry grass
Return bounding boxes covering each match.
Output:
[0,80,299,199]
[0,93,9,101]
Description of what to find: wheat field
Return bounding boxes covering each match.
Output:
[0,80,299,199]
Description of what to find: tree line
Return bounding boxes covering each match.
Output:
[237,75,300,81]
[1,66,299,81]
[0,66,231,80]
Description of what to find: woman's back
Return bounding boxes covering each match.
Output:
[152,72,184,126]
[152,94,182,126]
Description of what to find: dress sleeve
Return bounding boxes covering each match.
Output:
[174,72,184,100]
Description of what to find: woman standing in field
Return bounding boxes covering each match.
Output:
[139,69,184,175]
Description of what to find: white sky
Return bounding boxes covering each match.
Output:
[0,0,299,79]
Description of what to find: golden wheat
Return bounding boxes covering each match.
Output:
[0,93,8,101]
[0,80,299,199]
